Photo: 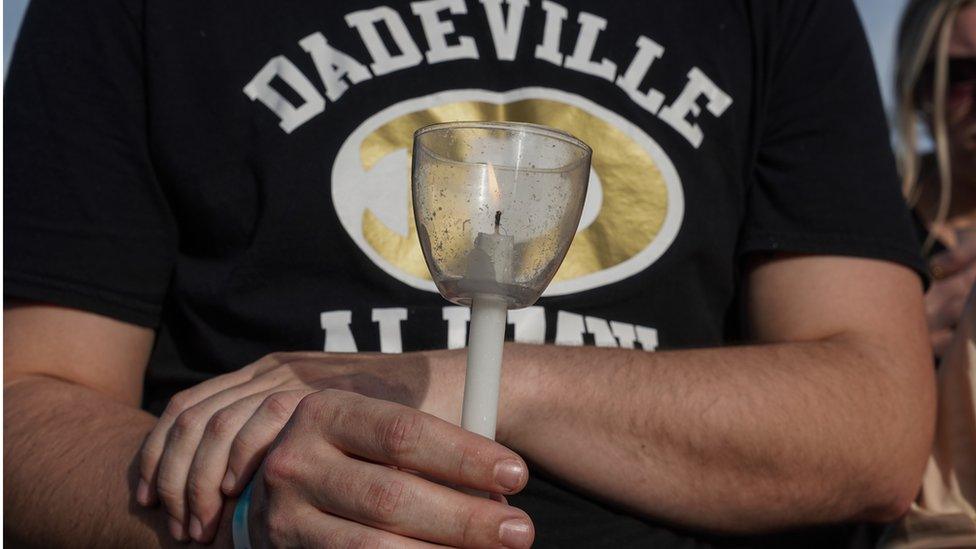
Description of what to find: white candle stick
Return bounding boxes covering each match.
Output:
[461,163,513,440]
[461,294,508,439]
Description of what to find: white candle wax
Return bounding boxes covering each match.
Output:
[461,294,508,439]
[460,231,514,440]
[460,163,514,440]
[465,231,515,285]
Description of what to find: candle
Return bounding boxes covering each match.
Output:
[412,122,591,445]
[461,163,513,440]
[461,294,507,439]
[464,165,514,286]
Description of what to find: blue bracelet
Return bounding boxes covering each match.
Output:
[232,481,254,549]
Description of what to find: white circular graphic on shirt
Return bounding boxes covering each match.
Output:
[331,87,684,296]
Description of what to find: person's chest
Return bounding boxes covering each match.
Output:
[144,0,760,368]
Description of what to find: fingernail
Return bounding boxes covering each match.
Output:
[494,459,525,491]
[499,519,532,549]
[168,516,186,542]
[136,479,150,506]
[188,516,203,541]
[221,470,236,493]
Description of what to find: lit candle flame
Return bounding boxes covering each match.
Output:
[486,162,502,233]
[486,162,501,205]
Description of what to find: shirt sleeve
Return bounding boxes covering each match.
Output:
[739,0,926,278]
[4,0,177,328]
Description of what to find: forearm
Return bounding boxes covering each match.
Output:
[3,376,232,547]
[497,337,934,533]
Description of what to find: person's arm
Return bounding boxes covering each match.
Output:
[3,303,232,547]
[141,255,935,542]
[498,254,935,533]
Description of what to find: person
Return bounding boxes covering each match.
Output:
[883,1,976,546]
[896,0,976,358]
[3,1,936,547]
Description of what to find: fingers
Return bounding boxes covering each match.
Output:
[261,502,447,549]
[302,456,534,548]
[138,352,343,509]
[299,390,529,495]
[136,367,259,508]
[137,352,316,507]
[260,430,534,549]
[297,510,450,549]
[184,389,308,543]
[148,375,286,540]
[222,390,310,498]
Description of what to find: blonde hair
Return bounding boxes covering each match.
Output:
[896,0,972,251]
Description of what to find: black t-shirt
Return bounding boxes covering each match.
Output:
[5,0,924,546]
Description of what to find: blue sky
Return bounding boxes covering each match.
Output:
[4,0,908,111]
[4,0,29,74]
[855,0,911,112]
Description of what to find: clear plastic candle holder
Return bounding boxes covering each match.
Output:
[412,121,592,309]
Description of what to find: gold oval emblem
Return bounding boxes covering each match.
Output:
[332,88,683,296]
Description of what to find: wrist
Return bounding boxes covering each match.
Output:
[418,343,542,444]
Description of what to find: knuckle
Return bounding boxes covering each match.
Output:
[163,391,191,418]
[230,429,258,460]
[378,412,422,460]
[294,392,326,423]
[360,478,404,525]
[455,441,480,482]
[185,476,215,514]
[263,392,298,422]
[205,410,237,438]
[172,410,202,438]
[457,505,484,548]
[251,352,294,379]
[263,448,300,486]
[155,476,183,510]
[138,439,162,475]
[265,352,293,367]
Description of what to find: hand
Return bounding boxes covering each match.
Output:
[926,236,976,357]
[135,350,465,543]
[249,390,533,547]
